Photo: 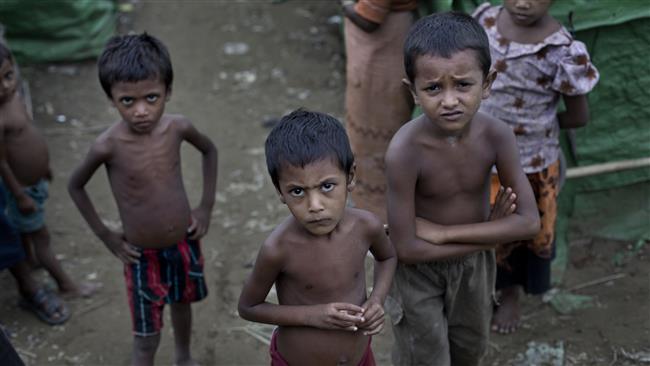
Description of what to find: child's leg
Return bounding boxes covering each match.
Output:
[20,235,40,269]
[25,225,99,297]
[132,334,161,366]
[170,303,197,366]
[24,226,77,292]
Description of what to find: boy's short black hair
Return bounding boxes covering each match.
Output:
[97,32,173,98]
[404,12,491,82]
[0,42,14,65]
[265,109,355,190]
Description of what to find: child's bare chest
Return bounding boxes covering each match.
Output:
[416,141,495,197]
[110,136,182,183]
[280,238,368,302]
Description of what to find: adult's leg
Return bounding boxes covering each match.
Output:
[170,303,197,366]
[344,11,415,222]
[132,334,161,366]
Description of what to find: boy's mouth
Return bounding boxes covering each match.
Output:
[440,111,463,121]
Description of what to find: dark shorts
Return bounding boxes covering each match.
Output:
[270,329,375,366]
[124,238,207,336]
[0,183,25,271]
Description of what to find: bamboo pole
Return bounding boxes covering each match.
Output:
[566,157,650,179]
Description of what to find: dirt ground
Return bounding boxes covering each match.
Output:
[1,2,648,365]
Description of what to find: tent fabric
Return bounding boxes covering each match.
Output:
[0,0,115,64]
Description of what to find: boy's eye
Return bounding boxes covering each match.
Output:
[321,183,335,192]
[4,71,13,81]
[120,97,134,106]
[289,188,304,197]
[424,84,440,92]
[146,94,159,102]
[457,81,472,88]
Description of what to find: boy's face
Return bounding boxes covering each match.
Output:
[276,158,355,236]
[407,50,494,136]
[110,78,170,134]
[0,59,17,104]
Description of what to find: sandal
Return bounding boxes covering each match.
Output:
[19,288,70,325]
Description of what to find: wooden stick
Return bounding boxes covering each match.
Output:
[568,273,626,291]
[567,157,650,178]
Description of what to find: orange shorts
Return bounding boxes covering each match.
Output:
[490,160,560,266]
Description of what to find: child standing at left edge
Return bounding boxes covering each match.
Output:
[68,33,218,366]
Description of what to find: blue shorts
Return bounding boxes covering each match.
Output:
[0,183,25,270]
[1,179,48,233]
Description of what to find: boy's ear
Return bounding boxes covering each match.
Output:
[402,78,419,105]
[165,86,172,101]
[346,163,357,192]
[482,69,497,99]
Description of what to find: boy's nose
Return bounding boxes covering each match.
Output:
[514,0,531,10]
[441,91,459,108]
[307,193,325,212]
[134,103,149,117]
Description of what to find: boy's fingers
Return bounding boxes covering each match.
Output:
[334,303,364,314]
[363,322,384,335]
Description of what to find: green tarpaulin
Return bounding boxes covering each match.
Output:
[0,0,115,64]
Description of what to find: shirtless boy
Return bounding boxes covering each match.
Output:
[68,33,217,366]
[385,13,540,365]
[238,109,396,366]
[0,42,96,306]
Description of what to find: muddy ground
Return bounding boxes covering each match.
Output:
[0,2,648,365]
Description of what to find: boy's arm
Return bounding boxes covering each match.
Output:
[386,141,490,264]
[415,123,540,245]
[67,141,140,263]
[558,94,589,129]
[179,118,218,240]
[0,125,36,213]
[359,215,396,335]
[237,238,364,330]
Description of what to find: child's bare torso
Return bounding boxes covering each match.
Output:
[102,115,191,248]
[1,93,49,186]
[274,210,371,365]
[410,115,496,225]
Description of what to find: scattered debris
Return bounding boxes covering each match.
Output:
[619,348,650,363]
[512,341,565,366]
[544,289,594,315]
[223,42,250,55]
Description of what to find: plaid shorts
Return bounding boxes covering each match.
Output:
[124,238,207,336]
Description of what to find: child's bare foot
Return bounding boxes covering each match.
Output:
[491,286,520,334]
[60,281,102,299]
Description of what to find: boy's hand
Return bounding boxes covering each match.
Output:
[358,298,385,335]
[16,194,37,214]
[103,231,141,264]
[489,186,517,221]
[188,207,211,240]
[415,218,446,245]
[309,303,365,331]
[342,2,380,33]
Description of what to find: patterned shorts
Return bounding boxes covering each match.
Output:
[124,238,207,336]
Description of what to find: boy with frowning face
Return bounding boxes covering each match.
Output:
[238,109,396,366]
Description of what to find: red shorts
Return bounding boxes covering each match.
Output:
[124,238,207,336]
[270,329,376,366]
